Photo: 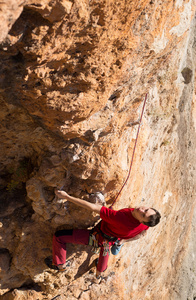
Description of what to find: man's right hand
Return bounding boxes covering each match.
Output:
[55,190,69,199]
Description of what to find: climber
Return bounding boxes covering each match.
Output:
[46,190,161,278]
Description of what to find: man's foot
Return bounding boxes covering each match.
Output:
[44,257,67,272]
[95,259,103,279]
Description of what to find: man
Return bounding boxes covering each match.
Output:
[48,190,161,278]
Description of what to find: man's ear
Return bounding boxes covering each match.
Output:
[142,221,147,226]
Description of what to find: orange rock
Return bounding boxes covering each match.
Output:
[0,0,196,299]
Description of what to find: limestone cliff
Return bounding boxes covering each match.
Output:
[0,0,196,299]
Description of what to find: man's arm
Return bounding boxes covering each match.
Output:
[55,190,102,214]
[119,230,147,245]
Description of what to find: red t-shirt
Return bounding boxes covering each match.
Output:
[100,206,149,239]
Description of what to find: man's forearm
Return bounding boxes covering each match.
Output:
[119,231,147,244]
[64,194,98,211]
[55,190,102,213]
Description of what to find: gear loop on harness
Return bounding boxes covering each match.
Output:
[111,93,148,207]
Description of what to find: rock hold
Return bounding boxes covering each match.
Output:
[89,192,105,205]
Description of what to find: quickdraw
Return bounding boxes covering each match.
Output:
[102,240,110,256]
[89,230,100,254]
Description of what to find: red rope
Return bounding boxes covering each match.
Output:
[111,93,148,207]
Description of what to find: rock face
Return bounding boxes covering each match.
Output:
[0,0,196,299]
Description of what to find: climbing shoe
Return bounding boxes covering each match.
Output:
[44,257,68,272]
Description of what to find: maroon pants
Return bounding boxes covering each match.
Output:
[52,229,111,272]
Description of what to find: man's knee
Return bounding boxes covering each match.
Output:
[55,229,73,237]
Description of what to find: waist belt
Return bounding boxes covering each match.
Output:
[99,229,117,242]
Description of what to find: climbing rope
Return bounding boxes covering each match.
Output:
[111,93,148,207]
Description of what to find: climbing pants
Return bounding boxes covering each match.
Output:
[52,229,111,272]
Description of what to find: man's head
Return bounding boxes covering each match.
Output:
[133,206,161,227]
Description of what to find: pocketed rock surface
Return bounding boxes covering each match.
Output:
[0,1,196,299]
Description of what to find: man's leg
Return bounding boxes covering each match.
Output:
[52,229,90,269]
[96,246,109,278]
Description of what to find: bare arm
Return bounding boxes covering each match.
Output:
[55,190,102,214]
[119,230,147,245]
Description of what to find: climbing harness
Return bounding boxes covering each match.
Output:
[89,222,117,256]
[111,93,148,207]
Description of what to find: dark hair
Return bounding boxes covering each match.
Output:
[143,208,161,227]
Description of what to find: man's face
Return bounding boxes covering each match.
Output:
[134,206,156,223]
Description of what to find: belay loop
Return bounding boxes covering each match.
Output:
[111,93,148,207]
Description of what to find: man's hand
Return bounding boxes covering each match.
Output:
[55,190,69,199]
[118,239,124,245]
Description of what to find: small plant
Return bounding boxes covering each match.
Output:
[160,140,170,147]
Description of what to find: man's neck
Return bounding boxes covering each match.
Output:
[131,209,138,221]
